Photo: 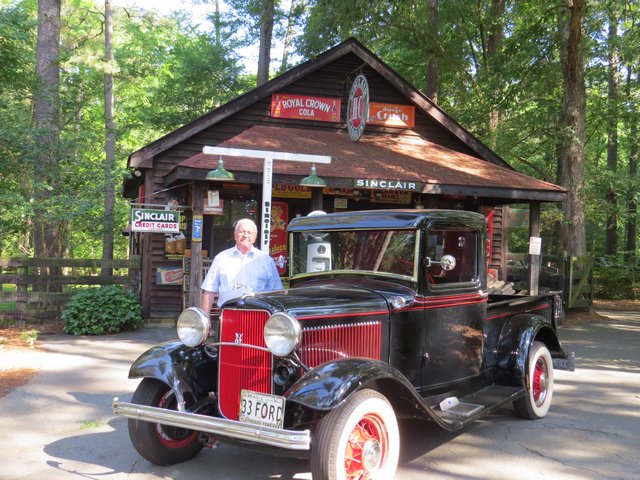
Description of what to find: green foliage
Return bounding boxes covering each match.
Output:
[0,0,250,258]
[116,12,249,132]
[79,420,105,429]
[19,328,39,347]
[0,0,37,256]
[1,0,640,262]
[62,286,143,335]
[593,267,639,300]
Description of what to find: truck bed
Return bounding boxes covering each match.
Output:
[487,292,560,329]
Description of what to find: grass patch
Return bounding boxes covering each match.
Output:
[19,329,39,347]
[79,420,105,430]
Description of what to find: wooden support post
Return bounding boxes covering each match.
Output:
[188,182,205,308]
[311,188,323,211]
[140,174,154,318]
[528,202,541,295]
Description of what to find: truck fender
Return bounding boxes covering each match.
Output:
[128,341,217,411]
[496,314,563,385]
[285,358,440,422]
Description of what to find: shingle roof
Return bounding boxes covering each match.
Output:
[175,125,565,202]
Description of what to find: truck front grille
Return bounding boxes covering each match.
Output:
[300,322,382,366]
[218,308,271,420]
[218,310,382,421]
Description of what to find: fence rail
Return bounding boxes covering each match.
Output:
[564,256,593,309]
[0,256,140,323]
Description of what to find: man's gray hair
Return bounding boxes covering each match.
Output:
[234,218,257,233]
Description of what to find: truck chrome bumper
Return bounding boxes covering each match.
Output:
[112,398,311,451]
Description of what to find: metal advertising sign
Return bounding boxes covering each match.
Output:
[192,215,203,243]
[353,179,422,191]
[347,74,369,141]
[272,184,312,199]
[269,202,289,275]
[271,93,341,123]
[131,208,180,233]
[155,267,183,285]
[368,102,415,128]
[370,190,412,204]
[204,188,224,215]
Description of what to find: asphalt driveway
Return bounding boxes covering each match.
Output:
[0,311,638,480]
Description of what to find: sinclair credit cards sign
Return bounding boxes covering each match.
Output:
[131,208,180,233]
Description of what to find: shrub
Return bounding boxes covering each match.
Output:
[62,286,143,335]
[593,267,638,300]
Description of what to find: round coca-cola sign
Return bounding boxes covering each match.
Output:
[347,74,369,141]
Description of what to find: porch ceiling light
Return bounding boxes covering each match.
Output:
[206,157,235,182]
[299,164,326,188]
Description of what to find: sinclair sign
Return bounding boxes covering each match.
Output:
[131,208,180,233]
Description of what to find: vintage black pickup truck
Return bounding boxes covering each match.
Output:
[113,209,574,479]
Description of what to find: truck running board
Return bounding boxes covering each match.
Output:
[430,385,525,430]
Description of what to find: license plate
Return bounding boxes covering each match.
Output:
[239,390,285,429]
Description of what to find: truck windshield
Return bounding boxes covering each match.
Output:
[290,229,417,279]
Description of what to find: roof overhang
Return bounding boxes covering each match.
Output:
[164,126,566,203]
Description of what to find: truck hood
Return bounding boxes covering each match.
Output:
[222,278,415,319]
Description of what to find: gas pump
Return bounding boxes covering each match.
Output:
[305,210,331,272]
[307,240,331,272]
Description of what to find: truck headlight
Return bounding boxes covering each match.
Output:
[264,312,301,357]
[177,307,210,347]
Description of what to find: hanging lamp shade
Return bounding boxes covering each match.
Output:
[299,164,326,187]
[206,157,235,181]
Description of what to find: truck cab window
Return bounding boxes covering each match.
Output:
[426,227,478,285]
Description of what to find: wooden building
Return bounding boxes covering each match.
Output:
[124,38,565,319]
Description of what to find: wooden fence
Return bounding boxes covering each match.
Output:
[0,256,140,323]
[564,256,593,309]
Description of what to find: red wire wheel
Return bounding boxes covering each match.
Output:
[312,389,400,480]
[128,379,204,465]
[154,389,199,449]
[514,341,555,419]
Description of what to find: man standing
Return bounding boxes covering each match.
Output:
[201,218,283,314]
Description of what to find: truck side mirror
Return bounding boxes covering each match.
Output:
[440,254,456,271]
[425,254,457,271]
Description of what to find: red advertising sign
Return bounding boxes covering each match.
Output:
[270,202,289,275]
[370,190,412,204]
[155,267,183,285]
[368,102,415,128]
[271,94,340,123]
[347,74,369,141]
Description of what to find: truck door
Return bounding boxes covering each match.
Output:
[421,224,486,389]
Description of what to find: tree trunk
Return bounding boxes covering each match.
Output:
[605,3,619,257]
[486,0,505,149]
[214,0,221,47]
[32,0,62,295]
[102,0,116,276]
[559,0,587,258]
[626,69,638,264]
[281,0,300,73]
[32,0,61,260]
[425,0,438,103]
[256,0,274,86]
